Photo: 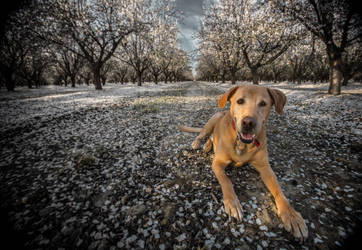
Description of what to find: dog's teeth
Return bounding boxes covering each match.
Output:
[242,133,255,140]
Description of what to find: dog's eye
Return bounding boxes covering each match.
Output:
[259,101,267,107]
[237,98,244,105]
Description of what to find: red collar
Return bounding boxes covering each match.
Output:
[232,120,260,147]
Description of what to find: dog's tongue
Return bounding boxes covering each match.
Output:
[242,133,254,140]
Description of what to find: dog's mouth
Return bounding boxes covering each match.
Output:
[238,132,255,144]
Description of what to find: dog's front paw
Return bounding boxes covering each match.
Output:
[279,205,308,240]
[191,139,201,149]
[203,139,213,153]
[223,197,243,221]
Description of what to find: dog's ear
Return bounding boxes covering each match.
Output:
[267,88,287,115]
[218,86,239,108]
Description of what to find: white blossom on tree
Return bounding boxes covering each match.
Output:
[273,0,362,94]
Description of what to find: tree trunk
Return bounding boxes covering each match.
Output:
[297,78,301,85]
[291,71,296,84]
[251,68,259,85]
[28,80,33,89]
[5,82,15,91]
[230,70,236,85]
[5,79,15,91]
[342,77,349,86]
[93,65,102,90]
[4,71,15,91]
[221,70,226,83]
[328,63,333,86]
[137,71,142,86]
[154,75,158,84]
[328,57,342,95]
[252,72,259,85]
[94,77,102,90]
[71,75,76,88]
[342,70,351,86]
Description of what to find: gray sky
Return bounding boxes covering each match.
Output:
[175,0,205,70]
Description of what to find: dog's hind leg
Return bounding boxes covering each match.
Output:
[192,112,226,149]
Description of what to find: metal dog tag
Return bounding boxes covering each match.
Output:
[235,140,245,155]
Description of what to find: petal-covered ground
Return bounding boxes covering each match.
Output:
[0,81,361,249]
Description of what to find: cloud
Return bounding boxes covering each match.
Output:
[179,14,202,32]
[178,30,196,52]
[176,0,204,16]
[175,0,204,69]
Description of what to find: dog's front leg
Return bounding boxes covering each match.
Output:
[212,157,243,221]
[251,151,308,240]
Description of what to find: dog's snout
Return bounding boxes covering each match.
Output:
[242,116,256,131]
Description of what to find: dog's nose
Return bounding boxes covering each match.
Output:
[242,116,256,131]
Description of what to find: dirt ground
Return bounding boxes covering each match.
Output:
[0,81,361,249]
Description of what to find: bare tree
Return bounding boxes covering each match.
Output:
[199,0,297,84]
[341,43,362,86]
[274,0,362,94]
[169,48,192,82]
[116,0,178,86]
[19,45,52,88]
[0,4,34,91]
[109,61,129,84]
[120,32,151,86]
[240,0,298,85]
[33,0,135,90]
[55,44,84,88]
[282,33,317,84]
[148,19,178,84]
[199,1,245,84]
[197,46,221,82]
[0,30,30,91]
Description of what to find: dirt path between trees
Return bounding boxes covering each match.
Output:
[0,81,361,249]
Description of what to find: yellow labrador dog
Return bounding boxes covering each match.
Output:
[178,85,308,240]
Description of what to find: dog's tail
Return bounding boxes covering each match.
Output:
[178,125,202,133]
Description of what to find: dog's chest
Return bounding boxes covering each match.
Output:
[234,138,260,156]
[233,141,258,165]
[234,140,247,156]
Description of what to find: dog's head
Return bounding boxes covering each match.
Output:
[218,85,286,144]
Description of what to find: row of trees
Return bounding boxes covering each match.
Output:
[0,0,193,91]
[195,0,362,95]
